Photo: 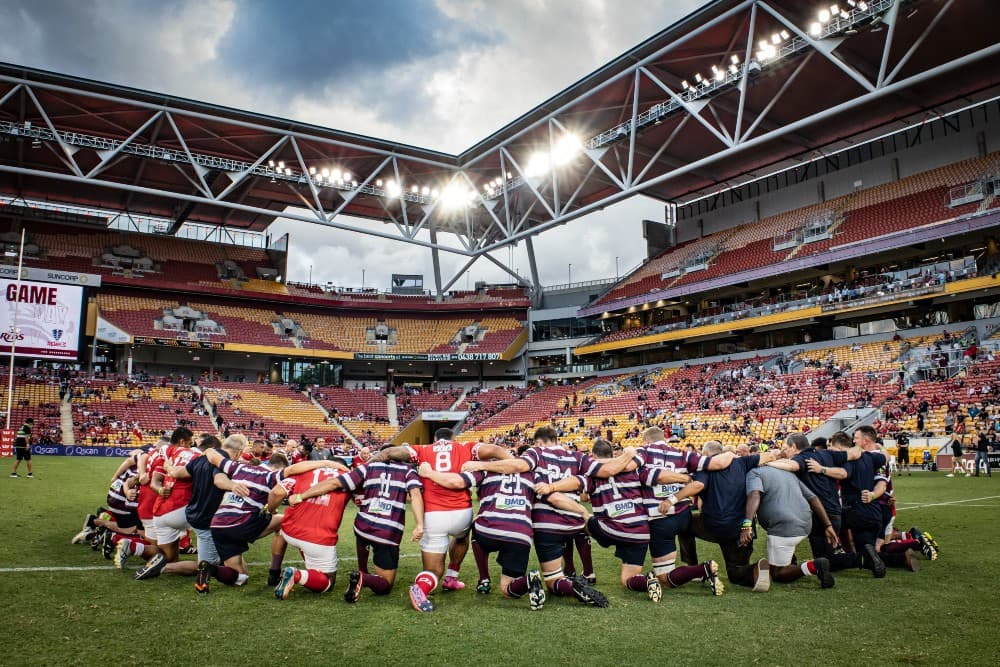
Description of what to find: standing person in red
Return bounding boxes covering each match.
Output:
[372,428,508,611]
[135,428,200,580]
[267,459,351,599]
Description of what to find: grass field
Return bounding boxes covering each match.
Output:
[1,457,998,667]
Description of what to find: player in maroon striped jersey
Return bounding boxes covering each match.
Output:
[637,426,734,596]
[465,426,653,607]
[283,456,425,603]
[419,462,590,611]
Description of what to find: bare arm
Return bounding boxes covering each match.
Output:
[474,443,514,461]
[266,482,288,513]
[136,452,150,485]
[463,457,530,474]
[283,459,347,477]
[706,451,736,471]
[594,447,639,478]
[654,469,692,484]
[534,475,584,496]
[289,477,345,505]
[417,462,466,490]
[546,492,591,521]
[765,458,801,472]
[150,471,167,497]
[164,464,191,479]
[409,488,425,542]
[214,472,250,497]
[657,480,704,515]
[110,456,136,484]
[804,458,849,479]
[740,490,761,546]
[369,445,411,463]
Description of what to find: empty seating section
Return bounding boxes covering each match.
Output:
[22,223,279,292]
[203,383,333,440]
[70,381,215,444]
[593,152,1000,308]
[797,340,906,372]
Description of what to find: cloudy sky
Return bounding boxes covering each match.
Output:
[0,0,707,290]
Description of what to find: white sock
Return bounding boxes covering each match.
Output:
[235,573,249,586]
[445,568,459,579]
[801,562,814,576]
[134,543,145,557]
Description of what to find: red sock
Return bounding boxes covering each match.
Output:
[553,577,575,596]
[472,541,491,581]
[803,560,818,575]
[882,538,919,554]
[361,572,391,595]
[214,565,240,585]
[179,533,191,549]
[666,564,706,587]
[414,571,438,595]
[110,533,123,545]
[574,533,594,576]
[625,574,648,591]
[299,569,331,593]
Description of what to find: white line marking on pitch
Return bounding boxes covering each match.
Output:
[895,494,1000,511]
[0,553,420,574]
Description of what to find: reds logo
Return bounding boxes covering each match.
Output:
[51,329,63,341]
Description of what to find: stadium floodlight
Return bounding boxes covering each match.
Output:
[819,8,831,22]
[524,151,551,178]
[411,185,419,194]
[277,161,285,169]
[268,160,275,168]
[728,64,738,74]
[731,54,740,65]
[321,168,330,178]
[421,186,430,196]
[440,183,467,210]
[386,179,401,198]
[431,188,439,198]
[694,72,703,83]
[681,80,690,90]
[780,30,790,40]
[308,166,316,175]
[858,1,868,9]
[809,21,823,35]
[375,178,383,187]
[332,169,341,181]
[770,32,781,44]
[343,172,352,182]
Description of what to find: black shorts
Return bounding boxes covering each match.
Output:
[15,446,30,461]
[108,509,141,530]
[533,530,574,564]
[357,534,400,571]
[878,503,894,533]
[587,516,647,566]
[896,449,909,464]
[211,514,270,562]
[472,528,530,578]
[649,511,691,559]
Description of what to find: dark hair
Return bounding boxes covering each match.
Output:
[267,451,289,469]
[516,444,531,456]
[200,435,222,451]
[532,425,558,444]
[591,438,614,458]
[170,426,194,445]
[811,436,828,450]
[786,432,810,451]
[434,428,454,441]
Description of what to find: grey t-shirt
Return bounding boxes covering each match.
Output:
[746,466,816,538]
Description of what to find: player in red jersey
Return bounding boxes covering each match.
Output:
[135,427,201,580]
[268,459,351,599]
[373,428,509,611]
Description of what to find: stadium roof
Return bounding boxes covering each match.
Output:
[1,0,998,294]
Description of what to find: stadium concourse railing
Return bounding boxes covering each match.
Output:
[574,274,1000,356]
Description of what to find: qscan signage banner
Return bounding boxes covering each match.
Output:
[30,445,139,457]
[0,278,83,361]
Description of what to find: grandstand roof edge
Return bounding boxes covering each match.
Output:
[0,62,460,165]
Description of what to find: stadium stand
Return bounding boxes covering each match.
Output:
[203,382,338,442]
[0,372,63,445]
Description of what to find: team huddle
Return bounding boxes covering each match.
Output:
[72,423,940,610]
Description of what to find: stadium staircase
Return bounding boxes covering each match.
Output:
[308,393,361,447]
[387,394,399,427]
[60,392,75,446]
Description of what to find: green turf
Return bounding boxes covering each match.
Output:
[1,458,998,666]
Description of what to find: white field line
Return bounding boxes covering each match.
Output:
[894,494,1000,511]
[0,552,421,574]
